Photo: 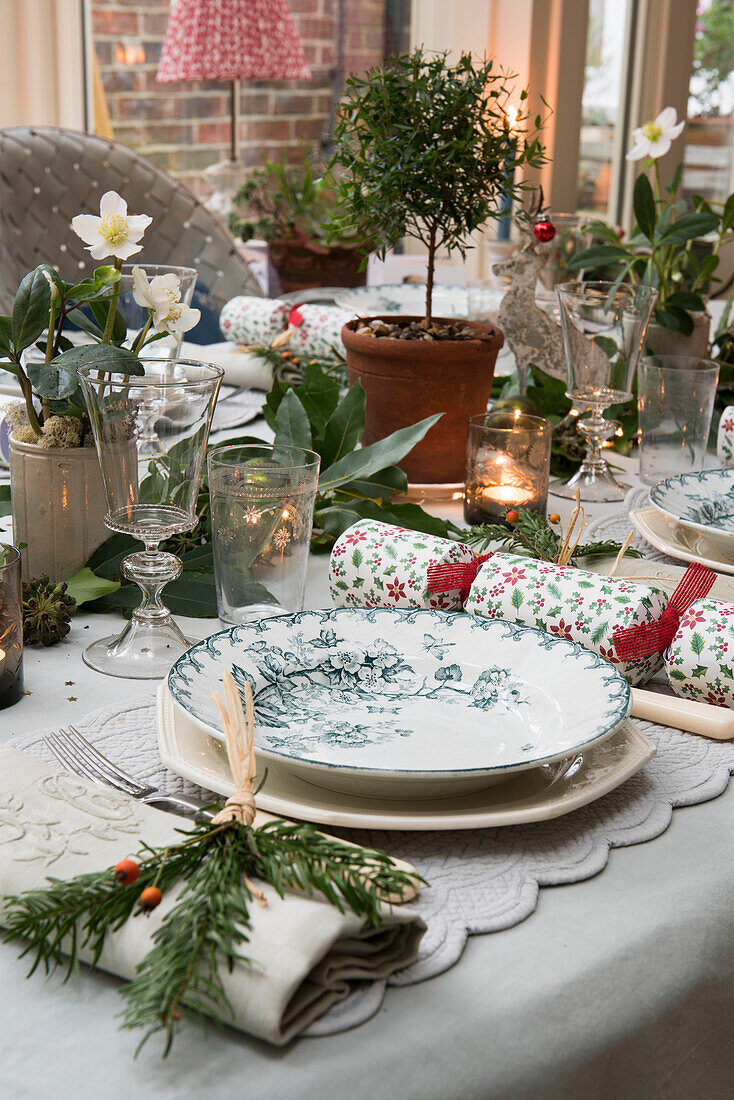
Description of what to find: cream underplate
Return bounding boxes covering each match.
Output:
[156,685,655,831]
[629,506,734,576]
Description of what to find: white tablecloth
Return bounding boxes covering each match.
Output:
[2,430,734,1098]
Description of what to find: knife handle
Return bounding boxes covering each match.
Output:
[631,688,734,740]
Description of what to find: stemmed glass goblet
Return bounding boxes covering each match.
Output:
[551,281,658,502]
[78,359,223,679]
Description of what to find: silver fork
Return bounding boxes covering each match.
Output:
[44,725,214,819]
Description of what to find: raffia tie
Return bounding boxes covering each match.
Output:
[211,670,257,827]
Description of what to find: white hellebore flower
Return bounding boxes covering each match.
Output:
[131,266,201,337]
[626,106,685,162]
[71,190,152,261]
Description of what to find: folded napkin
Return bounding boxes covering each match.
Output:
[0,745,425,1046]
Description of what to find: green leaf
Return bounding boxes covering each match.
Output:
[510,587,523,610]
[691,664,709,678]
[52,344,144,375]
[658,212,719,245]
[26,359,81,400]
[565,245,628,271]
[12,267,52,355]
[0,484,11,517]
[668,668,687,681]
[88,298,128,346]
[294,363,341,435]
[351,548,363,567]
[665,291,706,313]
[273,389,313,450]
[338,465,408,500]
[64,567,120,606]
[86,533,138,578]
[690,631,705,656]
[320,382,366,468]
[0,315,12,358]
[89,573,221,618]
[723,193,734,232]
[317,413,441,494]
[633,174,656,241]
[653,305,693,336]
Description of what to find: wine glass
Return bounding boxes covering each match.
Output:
[78,359,223,679]
[551,281,658,502]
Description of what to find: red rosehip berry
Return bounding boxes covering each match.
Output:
[114,858,140,886]
[505,510,520,524]
[548,513,561,524]
[533,219,556,243]
[139,886,163,914]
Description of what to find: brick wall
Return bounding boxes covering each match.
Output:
[90,0,392,198]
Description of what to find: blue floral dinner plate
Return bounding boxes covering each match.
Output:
[650,469,734,553]
[168,609,630,798]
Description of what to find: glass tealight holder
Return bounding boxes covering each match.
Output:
[208,444,320,624]
[464,412,552,525]
[0,545,23,710]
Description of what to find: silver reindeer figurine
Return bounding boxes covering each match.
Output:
[492,244,566,396]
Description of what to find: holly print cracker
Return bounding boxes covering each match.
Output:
[666,597,734,708]
[464,552,668,686]
[329,520,475,612]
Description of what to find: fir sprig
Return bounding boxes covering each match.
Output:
[3,817,421,1057]
[461,508,642,567]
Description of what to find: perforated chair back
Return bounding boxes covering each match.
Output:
[0,126,262,341]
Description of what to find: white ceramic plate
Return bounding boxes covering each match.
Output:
[168,608,631,797]
[335,283,472,318]
[629,506,734,576]
[157,685,655,830]
[649,469,734,554]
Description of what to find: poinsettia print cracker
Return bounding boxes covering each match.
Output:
[464,552,668,686]
[329,520,475,612]
[666,597,734,707]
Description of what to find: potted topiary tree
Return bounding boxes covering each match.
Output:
[229,151,367,293]
[330,49,546,482]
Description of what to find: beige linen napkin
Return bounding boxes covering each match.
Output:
[0,745,425,1045]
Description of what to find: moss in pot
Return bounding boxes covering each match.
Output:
[329,49,546,483]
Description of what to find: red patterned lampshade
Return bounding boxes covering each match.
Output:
[157,0,311,83]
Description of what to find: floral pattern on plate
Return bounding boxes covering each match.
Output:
[464,552,668,687]
[650,468,734,538]
[666,596,734,708]
[168,607,631,780]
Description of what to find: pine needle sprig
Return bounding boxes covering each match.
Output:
[462,508,641,567]
[3,817,421,1057]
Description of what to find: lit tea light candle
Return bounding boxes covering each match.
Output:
[464,411,552,525]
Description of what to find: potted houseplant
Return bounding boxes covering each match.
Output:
[568,106,734,356]
[229,151,367,293]
[329,49,546,483]
[0,191,200,579]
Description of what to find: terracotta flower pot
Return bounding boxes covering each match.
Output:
[268,238,367,293]
[9,438,108,581]
[341,316,504,483]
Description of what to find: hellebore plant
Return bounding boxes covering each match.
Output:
[569,106,734,336]
[0,191,200,445]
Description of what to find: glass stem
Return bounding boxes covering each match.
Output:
[576,407,615,473]
[122,545,182,625]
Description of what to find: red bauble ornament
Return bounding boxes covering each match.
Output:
[114,858,140,885]
[534,219,556,243]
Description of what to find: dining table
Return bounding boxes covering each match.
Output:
[2,381,734,1100]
